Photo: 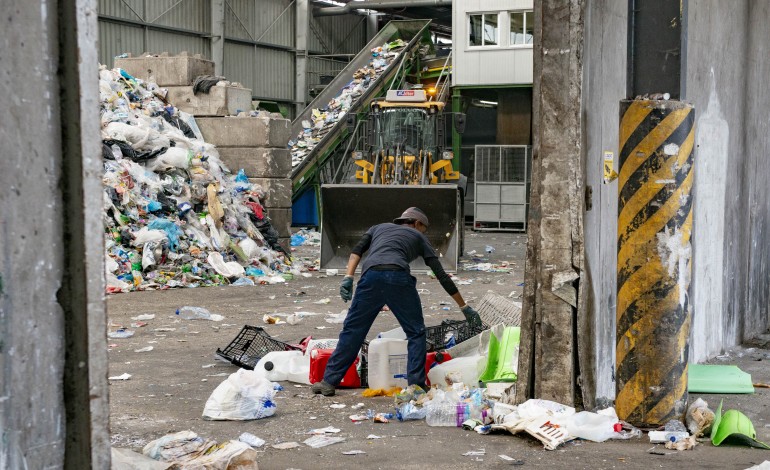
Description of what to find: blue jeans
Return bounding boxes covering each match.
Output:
[323,269,427,387]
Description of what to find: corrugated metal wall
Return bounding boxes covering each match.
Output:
[97,0,367,114]
[308,14,367,54]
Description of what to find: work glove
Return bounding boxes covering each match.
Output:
[340,276,354,302]
[461,304,482,328]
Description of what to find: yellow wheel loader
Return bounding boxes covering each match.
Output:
[320,89,467,272]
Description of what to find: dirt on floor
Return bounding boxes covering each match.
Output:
[107,230,770,470]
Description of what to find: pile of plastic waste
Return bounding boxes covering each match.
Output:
[99,66,297,293]
[288,38,408,168]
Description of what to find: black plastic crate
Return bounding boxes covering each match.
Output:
[216,325,302,369]
[425,319,488,351]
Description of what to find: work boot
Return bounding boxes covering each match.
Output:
[311,380,336,397]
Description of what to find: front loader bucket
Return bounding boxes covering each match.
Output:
[320,184,461,272]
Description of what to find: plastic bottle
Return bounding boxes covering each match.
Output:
[254,351,310,382]
[176,306,213,320]
[566,411,620,442]
[648,430,690,443]
[426,401,457,427]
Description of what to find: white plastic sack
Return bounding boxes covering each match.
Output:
[103,121,170,151]
[238,237,260,260]
[203,369,278,420]
[132,228,167,246]
[142,242,157,270]
[143,147,191,172]
[206,251,245,278]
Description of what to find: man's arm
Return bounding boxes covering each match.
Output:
[425,257,481,326]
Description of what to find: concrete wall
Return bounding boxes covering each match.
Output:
[452,0,534,86]
[1,0,109,467]
[582,0,628,404]
[582,0,770,403]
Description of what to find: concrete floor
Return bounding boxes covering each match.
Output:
[107,229,770,469]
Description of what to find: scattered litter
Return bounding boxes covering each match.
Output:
[326,311,348,324]
[263,314,285,325]
[366,435,384,440]
[238,432,266,448]
[109,373,132,381]
[499,454,524,465]
[142,430,257,468]
[154,327,176,332]
[361,387,402,397]
[134,346,154,353]
[351,403,365,410]
[665,435,698,451]
[342,450,366,455]
[330,404,346,409]
[350,414,368,422]
[310,426,341,435]
[286,313,304,325]
[272,442,300,450]
[374,413,393,423]
[303,435,345,448]
[131,314,156,321]
[463,449,486,456]
[176,306,223,321]
[130,322,148,328]
[314,297,332,304]
[108,329,135,339]
[325,269,339,276]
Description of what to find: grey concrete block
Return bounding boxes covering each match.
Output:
[197,116,291,148]
[115,53,214,86]
[217,148,291,178]
[266,208,292,237]
[249,177,292,208]
[165,85,252,116]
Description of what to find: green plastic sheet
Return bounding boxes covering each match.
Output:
[688,364,754,394]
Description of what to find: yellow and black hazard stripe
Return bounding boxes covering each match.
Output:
[615,100,695,427]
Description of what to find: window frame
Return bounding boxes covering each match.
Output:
[467,12,501,49]
[508,10,534,48]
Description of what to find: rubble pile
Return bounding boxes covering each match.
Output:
[288,38,408,168]
[99,66,296,293]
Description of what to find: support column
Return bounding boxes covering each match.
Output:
[516,0,586,406]
[295,0,309,117]
[615,100,694,426]
[211,0,225,75]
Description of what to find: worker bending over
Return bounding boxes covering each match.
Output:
[312,207,481,396]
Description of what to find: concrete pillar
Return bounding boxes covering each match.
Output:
[1,0,109,468]
[516,0,586,406]
[295,0,309,116]
[615,100,694,427]
[211,0,225,75]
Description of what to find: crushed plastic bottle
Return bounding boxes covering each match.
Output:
[175,306,224,321]
[108,329,134,339]
[485,245,495,254]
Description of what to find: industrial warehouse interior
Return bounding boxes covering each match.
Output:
[3,0,770,469]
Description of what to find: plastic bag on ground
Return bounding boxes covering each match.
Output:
[142,430,258,469]
[202,369,278,420]
[686,397,715,437]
